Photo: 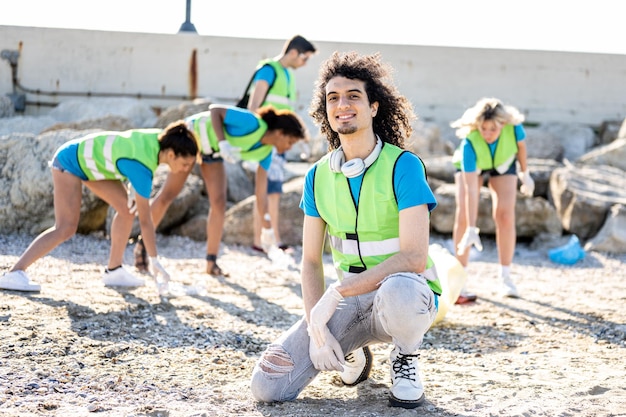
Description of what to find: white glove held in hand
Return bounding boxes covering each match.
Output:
[217,141,241,164]
[308,283,343,349]
[127,184,137,215]
[149,256,171,294]
[260,227,276,252]
[308,327,345,372]
[518,170,535,197]
[457,226,483,256]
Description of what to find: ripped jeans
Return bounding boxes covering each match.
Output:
[250,272,438,402]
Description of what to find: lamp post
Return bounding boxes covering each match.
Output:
[178,0,197,33]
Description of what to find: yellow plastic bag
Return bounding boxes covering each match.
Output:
[429,243,467,325]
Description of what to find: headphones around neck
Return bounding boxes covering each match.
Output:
[329,136,383,178]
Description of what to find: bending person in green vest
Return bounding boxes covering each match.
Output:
[251,52,441,410]
[241,35,316,255]
[451,97,534,303]
[0,122,199,293]
[136,104,307,276]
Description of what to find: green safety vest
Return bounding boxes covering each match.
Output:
[77,129,160,181]
[452,124,519,173]
[314,142,442,295]
[187,110,273,162]
[257,59,296,110]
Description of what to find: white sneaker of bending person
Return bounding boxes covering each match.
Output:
[0,270,41,292]
[102,267,145,287]
[388,346,425,409]
[341,346,373,386]
[500,275,519,298]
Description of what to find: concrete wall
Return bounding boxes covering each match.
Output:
[2,25,625,126]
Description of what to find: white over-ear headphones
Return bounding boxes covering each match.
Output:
[329,136,383,178]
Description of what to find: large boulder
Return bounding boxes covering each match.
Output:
[0,129,105,234]
[222,177,304,247]
[549,163,626,240]
[577,138,626,172]
[584,204,626,254]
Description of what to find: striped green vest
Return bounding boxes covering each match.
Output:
[187,110,274,162]
[77,129,160,181]
[258,59,296,110]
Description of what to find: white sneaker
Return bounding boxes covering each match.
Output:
[389,346,424,409]
[500,275,519,298]
[340,346,373,386]
[0,270,41,292]
[102,267,145,287]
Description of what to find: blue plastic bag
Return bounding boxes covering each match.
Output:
[548,235,585,265]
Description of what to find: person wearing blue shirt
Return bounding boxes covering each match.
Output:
[242,35,316,254]
[451,97,535,303]
[0,121,199,293]
[251,52,441,410]
[135,104,307,276]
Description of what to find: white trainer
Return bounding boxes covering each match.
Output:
[388,346,424,409]
[102,267,145,287]
[340,346,373,386]
[500,275,519,298]
[0,270,41,292]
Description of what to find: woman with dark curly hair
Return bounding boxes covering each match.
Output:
[251,52,441,410]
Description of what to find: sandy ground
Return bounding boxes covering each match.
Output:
[1,231,625,417]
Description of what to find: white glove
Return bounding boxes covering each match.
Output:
[457,226,483,256]
[260,227,276,253]
[127,184,137,215]
[149,256,171,294]
[518,169,535,197]
[308,327,345,372]
[308,282,343,349]
[217,141,241,164]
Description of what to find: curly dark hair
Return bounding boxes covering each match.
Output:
[309,51,416,150]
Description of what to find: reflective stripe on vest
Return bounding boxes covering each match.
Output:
[265,94,292,107]
[257,59,296,111]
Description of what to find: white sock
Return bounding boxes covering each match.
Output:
[499,265,511,278]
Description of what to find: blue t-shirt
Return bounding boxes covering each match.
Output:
[300,151,437,217]
[460,124,526,172]
[252,63,291,93]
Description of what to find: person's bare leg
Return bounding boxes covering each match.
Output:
[252,199,263,249]
[488,174,519,297]
[11,169,82,272]
[200,162,228,275]
[84,180,135,269]
[488,175,517,267]
[268,192,282,245]
[452,172,470,267]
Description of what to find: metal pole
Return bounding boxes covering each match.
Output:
[178,0,197,33]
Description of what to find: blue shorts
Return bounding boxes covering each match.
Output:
[456,161,517,177]
[267,178,283,194]
[201,152,224,164]
[49,155,88,180]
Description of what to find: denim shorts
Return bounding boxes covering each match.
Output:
[49,156,88,180]
[267,178,283,194]
[456,161,517,177]
[201,152,224,164]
